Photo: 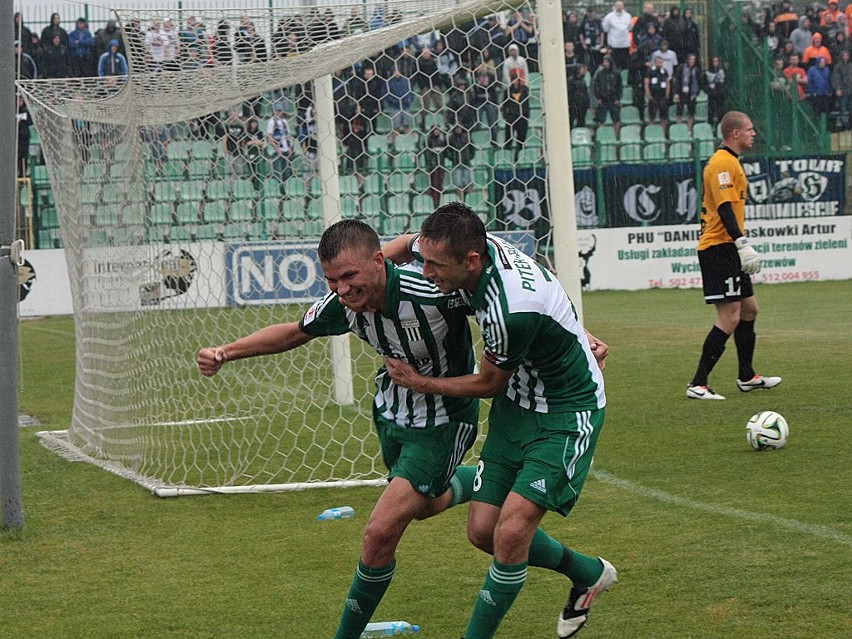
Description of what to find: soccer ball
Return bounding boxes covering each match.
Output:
[746,411,789,450]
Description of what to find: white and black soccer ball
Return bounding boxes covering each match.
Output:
[746,411,789,451]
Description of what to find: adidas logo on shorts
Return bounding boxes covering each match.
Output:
[530,478,547,493]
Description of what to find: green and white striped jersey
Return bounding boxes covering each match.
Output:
[299,260,478,428]
[412,234,606,413]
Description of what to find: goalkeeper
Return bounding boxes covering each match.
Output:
[197,220,479,639]
[686,111,781,401]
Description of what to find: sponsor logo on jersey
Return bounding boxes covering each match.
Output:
[303,302,319,325]
[718,171,732,185]
[400,319,422,343]
[479,590,497,606]
[530,478,547,493]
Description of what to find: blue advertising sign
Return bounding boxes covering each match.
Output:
[226,231,537,306]
[743,155,846,219]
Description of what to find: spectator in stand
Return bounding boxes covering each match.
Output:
[68,17,96,77]
[384,65,415,144]
[634,3,661,40]
[423,125,447,207]
[565,41,581,74]
[212,20,233,65]
[568,63,591,128]
[764,21,785,58]
[221,109,246,188]
[146,19,166,72]
[123,18,145,66]
[17,95,30,178]
[343,8,369,36]
[446,122,475,200]
[356,65,385,132]
[682,8,700,59]
[179,16,206,58]
[704,56,727,128]
[502,43,529,87]
[396,46,417,80]
[243,118,265,189]
[784,53,809,100]
[774,2,799,38]
[789,17,812,56]
[674,53,702,130]
[160,17,181,71]
[42,33,71,78]
[506,9,538,72]
[652,39,678,77]
[435,39,459,90]
[143,124,172,173]
[646,53,671,131]
[473,51,501,144]
[833,49,852,129]
[98,39,128,87]
[41,13,68,49]
[821,1,843,30]
[637,22,662,53]
[300,102,319,190]
[266,103,294,182]
[95,20,124,58]
[414,47,443,118]
[830,29,849,62]
[581,7,605,70]
[447,74,478,132]
[803,33,832,67]
[563,12,583,52]
[593,54,623,136]
[235,20,266,64]
[806,56,833,119]
[15,13,33,56]
[15,40,38,80]
[771,56,792,96]
[661,6,685,60]
[503,71,530,158]
[602,0,633,70]
[341,115,368,181]
[628,42,651,120]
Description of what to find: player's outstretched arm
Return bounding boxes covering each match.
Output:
[197,322,316,377]
[381,233,417,265]
[385,354,513,398]
[585,329,609,371]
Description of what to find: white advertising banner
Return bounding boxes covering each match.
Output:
[577,216,852,291]
[18,249,74,317]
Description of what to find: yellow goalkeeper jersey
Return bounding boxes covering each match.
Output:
[698,147,747,250]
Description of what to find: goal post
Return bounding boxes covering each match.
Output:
[20,0,579,496]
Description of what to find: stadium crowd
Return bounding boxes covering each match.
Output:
[16,2,852,185]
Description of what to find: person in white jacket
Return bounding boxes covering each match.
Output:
[602,0,632,70]
[502,43,529,86]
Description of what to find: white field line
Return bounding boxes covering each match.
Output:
[592,469,852,547]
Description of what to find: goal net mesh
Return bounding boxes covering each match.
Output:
[20,0,563,496]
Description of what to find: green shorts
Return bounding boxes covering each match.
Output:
[374,406,477,498]
[473,393,604,516]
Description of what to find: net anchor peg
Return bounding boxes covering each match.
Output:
[0,239,25,267]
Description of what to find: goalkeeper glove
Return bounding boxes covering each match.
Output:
[734,237,761,275]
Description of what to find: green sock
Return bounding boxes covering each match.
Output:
[528,528,603,590]
[464,560,528,639]
[332,559,396,639]
[449,465,478,506]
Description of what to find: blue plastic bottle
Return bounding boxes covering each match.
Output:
[316,506,356,520]
[360,621,420,636]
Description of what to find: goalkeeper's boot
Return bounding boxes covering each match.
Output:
[557,558,618,638]
[736,374,783,392]
[686,385,726,400]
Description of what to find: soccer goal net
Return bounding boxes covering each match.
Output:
[19,0,579,496]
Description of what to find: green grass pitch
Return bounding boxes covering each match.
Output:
[4,281,851,638]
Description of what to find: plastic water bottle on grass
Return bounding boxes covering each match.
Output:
[360,621,420,636]
[317,506,355,520]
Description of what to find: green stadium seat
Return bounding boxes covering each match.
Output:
[176,201,201,225]
[363,174,383,196]
[493,149,515,169]
[693,122,714,141]
[195,224,220,240]
[308,176,322,198]
[394,151,418,172]
[191,140,215,160]
[83,163,105,180]
[340,196,359,218]
[102,184,124,204]
[644,124,666,142]
[596,126,617,144]
[394,132,419,152]
[668,141,693,160]
[361,195,383,217]
[282,198,305,220]
[95,209,119,226]
[412,171,430,194]
[180,180,206,202]
[620,106,641,125]
[698,140,717,159]
[40,207,59,229]
[571,127,594,146]
[233,179,257,201]
[620,125,642,143]
[110,161,132,179]
[621,85,634,104]
[412,194,434,216]
[203,200,228,224]
[375,114,393,134]
[471,129,491,149]
[388,173,410,194]
[572,145,593,167]
[260,198,280,221]
[229,199,255,222]
[187,159,212,179]
[262,178,281,198]
[32,165,51,187]
[695,101,708,122]
[465,191,489,215]
[87,228,109,246]
[307,198,323,219]
[643,143,667,161]
[284,177,306,199]
[81,184,100,205]
[122,202,146,226]
[597,143,617,164]
[473,148,493,167]
[669,123,692,142]
[206,180,230,201]
[619,144,643,162]
[388,194,410,217]
[169,140,192,161]
[151,203,174,225]
[517,147,542,168]
[383,214,411,235]
[473,168,489,191]
[440,193,459,206]
[153,182,178,203]
[339,175,360,196]
[161,159,185,180]
[302,219,324,237]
